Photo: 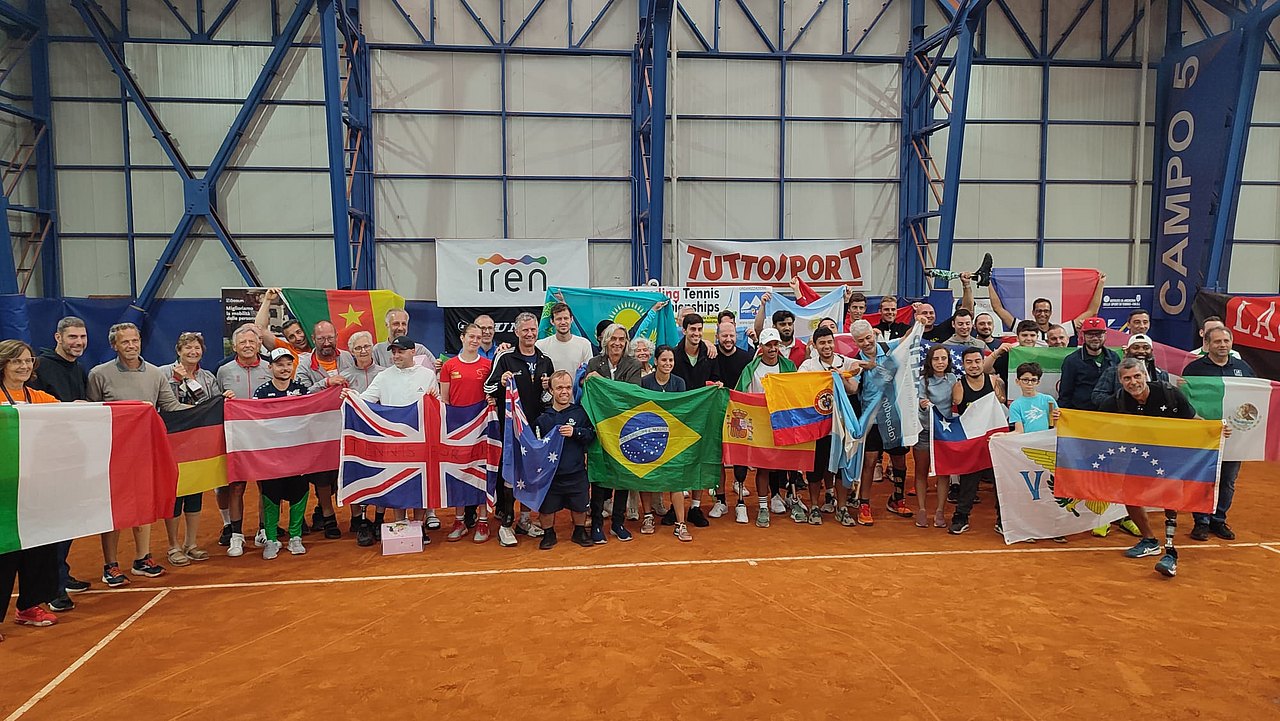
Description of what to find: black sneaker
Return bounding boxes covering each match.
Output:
[661,506,677,526]
[420,524,431,546]
[102,563,129,588]
[1209,522,1236,541]
[946,486,958,505]
[539,528,558,550]
[464,507,478,529]
[48,594,75,612]
[687,505,710,528]
[1190,524,1211,541]
[311,506,325,533]
[218,524,232,546]
[355,520,376,547]
[570,527,594,548]
[130,554,165,578]
[64,576,90,594]
[322,515,342,539]
[948,519,969,535]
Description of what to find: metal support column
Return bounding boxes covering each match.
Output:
[632,0,673,285]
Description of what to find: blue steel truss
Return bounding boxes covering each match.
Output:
[0,0,58,297]
[633,0,672,284]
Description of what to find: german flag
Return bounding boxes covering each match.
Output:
[161,398,227,496]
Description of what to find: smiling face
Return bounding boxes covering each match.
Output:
[1032,300,1052,325]
[234,329,260,360]
[350,336,374,363]
[516,318,539,353]
[848,300,866,322]
[462,327,482,354]
[3,348,34,387]
[178,340,204,366]
[55,324,87,359]
[551,373,573,406]
[717,322,737,353]
[112,327,142,363]
[853,327,877,356]
[953,314,973,338]
[270,357,294,380]
[387,310,410,339]
[975,314,994,339]
[475,315,495,345]
[1119,364,1148,397]
[283,322,309,351]
[915,304,935,328]
[391,346,416,369]
[759,341,780,365]
[1206,328,1233,362]
[1046,327,1068,347]
[1082,330,1106,352]
[606,328,628,358]
[683,320,703,349]
[655,349,675,376]
[962,351,984,377]
[879,297,897,323]
[1125,342,1152,361]
[814,334,835,361]
[1129,312,1150,335]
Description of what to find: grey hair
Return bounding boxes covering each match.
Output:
[384,307,409,323]
[348,330,373,347]
[599,323,630,353]
[630,336,654,355]
[56,316,86,334]
[107,322,138,347]
[232,323,260,343]
[514,312,539,327]
[849,319,874,337]
[1116,356,1148,379]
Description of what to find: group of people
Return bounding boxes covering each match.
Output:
[0,276,1259,638]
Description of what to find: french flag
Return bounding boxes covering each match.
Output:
[990,268,1101,326]
[929,394,1009,475]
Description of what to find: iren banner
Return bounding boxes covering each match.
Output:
[1150,31,1244,337]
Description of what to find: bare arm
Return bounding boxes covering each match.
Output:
[1074,272,1107,324]
[951,380,963,409]
[987,282,1015,327]
[991,374,1007,404]
[255,288,281,350]
[958,273,974,312]
[754,292,771,335]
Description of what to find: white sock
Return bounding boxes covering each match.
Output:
[691,499,701,508]
[219,509,231,525]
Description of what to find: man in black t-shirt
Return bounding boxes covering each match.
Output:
[1099,357,1229,578]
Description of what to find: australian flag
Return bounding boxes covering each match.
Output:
[502,378,564,512]
[338,394,499,510]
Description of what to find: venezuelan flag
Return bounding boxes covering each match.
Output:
[761,372,835,445]
[1054,409,1222,513]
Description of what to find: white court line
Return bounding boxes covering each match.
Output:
[78,542,1274,595]
[4,590,169,721]
[1261,544,1280,556]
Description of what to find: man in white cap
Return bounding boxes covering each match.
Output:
[733,328,795,528]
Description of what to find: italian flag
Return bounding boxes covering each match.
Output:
[1182,376,1280,462]
[281,288,405,351]
[0,402,178,554]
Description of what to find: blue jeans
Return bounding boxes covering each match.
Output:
[1193,461,1241,526]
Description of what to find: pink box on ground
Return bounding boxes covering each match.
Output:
[381,520,423,556]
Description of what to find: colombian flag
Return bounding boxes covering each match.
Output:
[160,398,227,496]
[723,391,815,469]
[280,288,405,351]
[761,372,835,445]
[1054,409,1222,513]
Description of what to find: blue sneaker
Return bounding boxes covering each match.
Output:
[610,523,633,542]
[1124,538,1162,558]
[591,524,607,545]
[1155,552,1178,577]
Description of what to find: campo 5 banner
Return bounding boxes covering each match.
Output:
[676,239,869,290]
[436,239,589,307]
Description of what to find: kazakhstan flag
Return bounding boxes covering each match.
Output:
[538,286,681,349]
[582,376,729,491]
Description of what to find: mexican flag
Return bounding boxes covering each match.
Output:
[280,288,405,350]
[1181,376,1280,462]
[0,402,178,554]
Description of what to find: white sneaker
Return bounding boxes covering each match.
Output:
[602,499,614,518]
[498,525,518,547]
[625,498,640,521]
[262,540,281,560]
[516,517,545,538]
[873,465,883,483]
[734,503,749,524]
[253,528,267,548]
[707,501,728,518]
[769,494,787,514]
[425,510,441,530]
[820,500,836,514]
[228,533,245,557]
[287,537,307,555]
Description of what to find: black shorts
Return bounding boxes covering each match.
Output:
[865,429,909,456]
[808,436,833,482]
[305,469,338,488]
[541,471,589,514]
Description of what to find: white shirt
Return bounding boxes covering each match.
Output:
[359,364,439,406]
[535,335,593,373]
[799,353,853,373]
[746,360,781,393]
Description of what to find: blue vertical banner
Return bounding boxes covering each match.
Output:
[1150,31,1245,340]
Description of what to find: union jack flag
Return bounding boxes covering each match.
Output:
[338,395,499,510]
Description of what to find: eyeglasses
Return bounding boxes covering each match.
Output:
[8,358,34,366]
[1017,376,1040,383]
[350,344,374,352]
[476,326,495,331]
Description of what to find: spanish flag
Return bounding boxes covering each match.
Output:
[280,288,405,351]
[160,398,227,496]
[761,371,835,445]
[723,391,815,469]
[1054,409,1222,513]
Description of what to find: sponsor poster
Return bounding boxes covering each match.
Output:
[675,239,869,290]
[1099,285,1153,332]
[436,239,590,307]
[441,307,538,355]
[625,285,768,338]
[222,287,286,356]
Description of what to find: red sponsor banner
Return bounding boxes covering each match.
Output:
[676,239,867,289]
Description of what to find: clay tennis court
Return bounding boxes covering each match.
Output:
[4,464,1278,721]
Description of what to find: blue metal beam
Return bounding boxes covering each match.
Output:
[320,0,353,289]
[631,0,673,284]
[0,0,39,31]
[30,0,58,297]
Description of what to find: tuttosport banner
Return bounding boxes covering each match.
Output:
[1150,31,1244,336]
[675,239,869,290]
[1099,285,1153,333]
[441,307,538,355]
[435,239,590,307]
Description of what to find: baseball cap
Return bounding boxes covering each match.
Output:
[759,328,782,345]
[1126,333,1153,348]
[1079,316,1106,333]
[388,335,416,351]
[268,347,293,362]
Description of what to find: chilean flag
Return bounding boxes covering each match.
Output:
[989,268,1101,327]
[929,394,1009,475]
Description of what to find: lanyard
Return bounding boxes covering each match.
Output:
[1,385,32,404]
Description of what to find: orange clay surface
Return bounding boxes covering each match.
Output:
[3,463,1279,721]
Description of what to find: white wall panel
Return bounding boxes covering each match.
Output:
[783,182,896,239]
[507,181,630,238]
[952,242,1038,277]
[376,179,505,238]
[863,243,898,295]
[126,0,202,39]
[230,105,329,168]
[365,0,433,44]
[1252,73,1280,123]
[783,0,841,56]
[969,65,1041,120]
[127,103,235,169]
[846,0,906,56]
[787,62,899,118]
[509,0,569,47]
[1041,242,1133,281]
[784,121,898,179]
[1047,0,1103,60]
[57,171,127,234]
[207,0,279,43]
[507,56,630,114]
[49,42,122,98]
[221,171,333,234]
[376,114,504,175]
[374,51,502,111]
[129,170,185,234]
[676,181,778,239]
[508,118,630,177]
[377,242,437,299]
[1243,127,1280,182]
[676,120,778,178]
[1043,184,1133,239]
[51,102,124,166]
[1227,244,1280,294]
[1234,186,1280,241]
[1047,124,1151,182]
[589,242,632,286]
[433,0,503,46]
[576,0,636,50]
[719,0,780,53]
[127,45,324,101]
[60,238,132,296]
[936,124,1040,181]
[954,184,1038,239]
[1048,67,1147,122]
[679,59,781,116]
[980,3,1038,59]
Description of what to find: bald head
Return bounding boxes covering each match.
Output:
[717,320,738,352]
[915,303,936,329]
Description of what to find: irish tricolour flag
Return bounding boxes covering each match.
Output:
[1182,377,1280,462]
[0,402,178,554]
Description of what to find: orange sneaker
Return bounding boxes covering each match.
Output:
[857,502,874,526]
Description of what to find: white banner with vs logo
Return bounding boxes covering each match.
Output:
[436,239,590,307]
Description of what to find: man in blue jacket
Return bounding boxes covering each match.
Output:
[1057,316,1117,411]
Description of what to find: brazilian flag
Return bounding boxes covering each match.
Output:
[581,377,729,491]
